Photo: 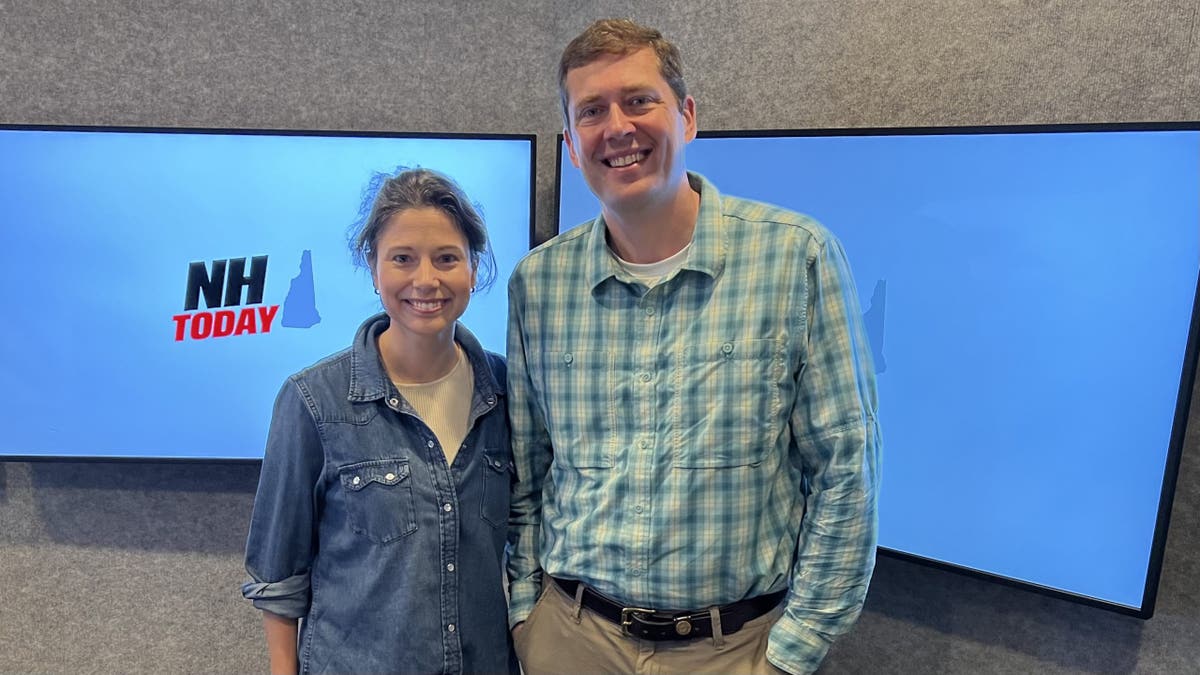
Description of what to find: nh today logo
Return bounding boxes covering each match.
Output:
[172,252,320,341]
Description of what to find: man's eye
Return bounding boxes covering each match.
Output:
[629,95,658,110]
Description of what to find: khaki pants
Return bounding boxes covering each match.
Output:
[514,582,790,675]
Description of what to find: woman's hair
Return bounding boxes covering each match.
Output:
[349,167,497,291]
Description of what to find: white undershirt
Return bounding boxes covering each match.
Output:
[612,241,693,287]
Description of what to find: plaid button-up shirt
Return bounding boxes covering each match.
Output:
[506,173,881,674]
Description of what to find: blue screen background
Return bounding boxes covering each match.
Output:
[0,129,531,461]
[559,130,1200,611]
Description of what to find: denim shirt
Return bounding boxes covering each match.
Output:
[242,313,516,675]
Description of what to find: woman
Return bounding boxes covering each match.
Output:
[242,168,515,674]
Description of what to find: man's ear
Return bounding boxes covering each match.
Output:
[681,95,697,143]
[564,128,582,169]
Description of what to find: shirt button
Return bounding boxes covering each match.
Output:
[645,307,655,316]
[427,440,436,449]
[443,503,453,512]
[721,342,734,355]
[384,472,395,481]
[447,624,456,633]
[486,396,495,405]
[351,476,361,486]
[631,568,643,577]
[388,397,399,406]
[634,504,643,513]
[639,373,651,382]
[563,353,574,365]
[447,563,455,572]
[640,439,650,449]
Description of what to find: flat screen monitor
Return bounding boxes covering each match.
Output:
[1,125,534,461]
[555,124,1200,617]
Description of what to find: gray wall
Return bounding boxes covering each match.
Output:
[1,1,1198,672]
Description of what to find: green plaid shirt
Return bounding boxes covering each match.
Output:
[507,173,881,674]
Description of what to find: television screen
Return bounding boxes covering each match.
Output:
[0,125,534,461]
[556,124,1200,616]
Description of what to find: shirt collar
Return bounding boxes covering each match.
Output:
[584,171,726,290]
[347,312,502,403]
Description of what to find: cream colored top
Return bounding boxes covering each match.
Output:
[394,344,475,466]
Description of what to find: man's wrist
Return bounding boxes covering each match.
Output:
[507,578,541,628]
[766,612,833,675]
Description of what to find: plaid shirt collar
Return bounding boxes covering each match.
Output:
[584,172,727,290]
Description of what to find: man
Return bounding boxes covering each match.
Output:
[506,18,881,675]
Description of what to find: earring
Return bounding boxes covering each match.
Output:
[374,288,380,295]
[470,286,476,293]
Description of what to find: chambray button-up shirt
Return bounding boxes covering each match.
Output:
[242,314,516,675]
[507,173,881,675]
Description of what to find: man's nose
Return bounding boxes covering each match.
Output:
[603,105,635,139]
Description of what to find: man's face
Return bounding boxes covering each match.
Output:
[563,47,696,219]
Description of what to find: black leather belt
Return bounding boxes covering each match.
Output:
[552,576,786,642]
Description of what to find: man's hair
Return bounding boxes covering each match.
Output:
[557,18,688,124]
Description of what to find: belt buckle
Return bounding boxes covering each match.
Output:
[619,606,657,637]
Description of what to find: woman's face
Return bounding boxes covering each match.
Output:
[372,206,476,344]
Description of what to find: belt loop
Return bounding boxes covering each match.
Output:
[572,582,586,624]
[709,605,725,649]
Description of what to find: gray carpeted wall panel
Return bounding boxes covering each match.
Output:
[1182,4,1200,120]
[1,1,1199,672]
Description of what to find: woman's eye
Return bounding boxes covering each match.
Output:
[392,254,410,264]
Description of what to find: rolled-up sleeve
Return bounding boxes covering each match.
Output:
[768,236,882,674]
[241,571,312,618]
[242,377,326,619]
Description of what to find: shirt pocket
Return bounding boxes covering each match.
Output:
[480,450,513,528]
[672,338,784,468]
[536,350,615,468]
[338,458,418,543]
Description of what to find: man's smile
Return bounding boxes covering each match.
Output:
[603,149,651,168]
